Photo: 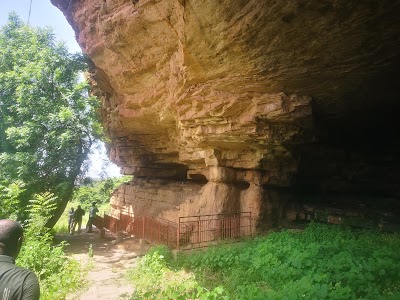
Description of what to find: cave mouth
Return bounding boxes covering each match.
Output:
[271,83,400,231]
[292,61,400,224]
[312,58,400,151]
[299,104,400,200]
[315,106,400,152]
[262,185,400,232]
[282,102,400,229]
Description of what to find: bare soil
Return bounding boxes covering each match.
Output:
[54,230,151,300]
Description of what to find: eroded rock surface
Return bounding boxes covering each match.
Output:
[51,0,400,230]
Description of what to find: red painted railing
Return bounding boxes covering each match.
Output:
[178,212,252,249]
[95,210,252,250]
[126,216,178,249]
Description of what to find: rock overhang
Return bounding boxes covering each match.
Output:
[51,0,400,228]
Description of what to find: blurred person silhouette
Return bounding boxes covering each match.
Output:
[71,205,85,235]
[86,202,99,233]
[68,207,75,233]
[0,219,40,300]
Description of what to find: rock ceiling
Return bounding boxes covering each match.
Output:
[52,0,400,228]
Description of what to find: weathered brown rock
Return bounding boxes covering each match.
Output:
[52,0,400,230]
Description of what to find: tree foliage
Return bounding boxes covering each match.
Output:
[0,179,24,219]
[0,13,102,224]
[72,176,132,209]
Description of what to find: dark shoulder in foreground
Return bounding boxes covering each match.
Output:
[0,262,40,300]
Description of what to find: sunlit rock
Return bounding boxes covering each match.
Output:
[52,0,400,231]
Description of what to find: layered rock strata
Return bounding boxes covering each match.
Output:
[52,0,400,230]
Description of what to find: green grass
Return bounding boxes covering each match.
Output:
[127,223,400,300]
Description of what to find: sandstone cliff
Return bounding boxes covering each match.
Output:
[52,0,400,230]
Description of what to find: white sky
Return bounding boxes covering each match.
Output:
[0,0,121,178]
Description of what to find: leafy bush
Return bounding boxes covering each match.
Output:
[16,192,86,299]
[127,245,226,299]
[146,244,173,265]
[128,223,400,299]
[0,179,24,219]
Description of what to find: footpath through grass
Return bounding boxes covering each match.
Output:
[17,218,87,300]
[127,222,400,300]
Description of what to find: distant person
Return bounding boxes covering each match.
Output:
[71,205,85,235]
[68,207,75,233]
[0,219,40,300]
[86,202,99,233]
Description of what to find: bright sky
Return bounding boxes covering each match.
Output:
[0,1,121,178]
[0,0,80,52]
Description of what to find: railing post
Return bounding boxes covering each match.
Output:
[177,218,180,250]
[142,216,145,239]
[234,214,236,238]
[197,216,200,243]
[250,213,253,236]
[230,215,233,238]
[220,215,222,240]
[158,221,161,243]
[236,213,239,238]
[166,224,169,247]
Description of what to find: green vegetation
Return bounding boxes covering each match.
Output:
[127,223,400,300]
[0,179,24,219]
[17,192,86,300]
[0,13,102,227]
[88,244,94,258]
[2,11,398,300]
[52,176,131,233]
[127,245,225,300]
[0,13,99,298]
[73,176,132,208]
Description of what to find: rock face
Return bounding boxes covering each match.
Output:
[52,0,400,230]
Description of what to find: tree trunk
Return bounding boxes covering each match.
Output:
[45,182,75,229]
[45,141,91,229]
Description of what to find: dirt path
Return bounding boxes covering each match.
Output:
[55,230,151,300]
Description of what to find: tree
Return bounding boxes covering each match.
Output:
[0,13,102,227]
[72,176,132,210]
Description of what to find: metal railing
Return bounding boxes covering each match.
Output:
[178,212,252,249]
[95,209,252,250]
[126,216,178,249]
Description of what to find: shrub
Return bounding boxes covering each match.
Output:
[127,245,227,299]
[16,192,86,299]
[177,223,400,299]
[127,223,400,300]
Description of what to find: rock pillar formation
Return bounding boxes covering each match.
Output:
[52,0,400,231]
